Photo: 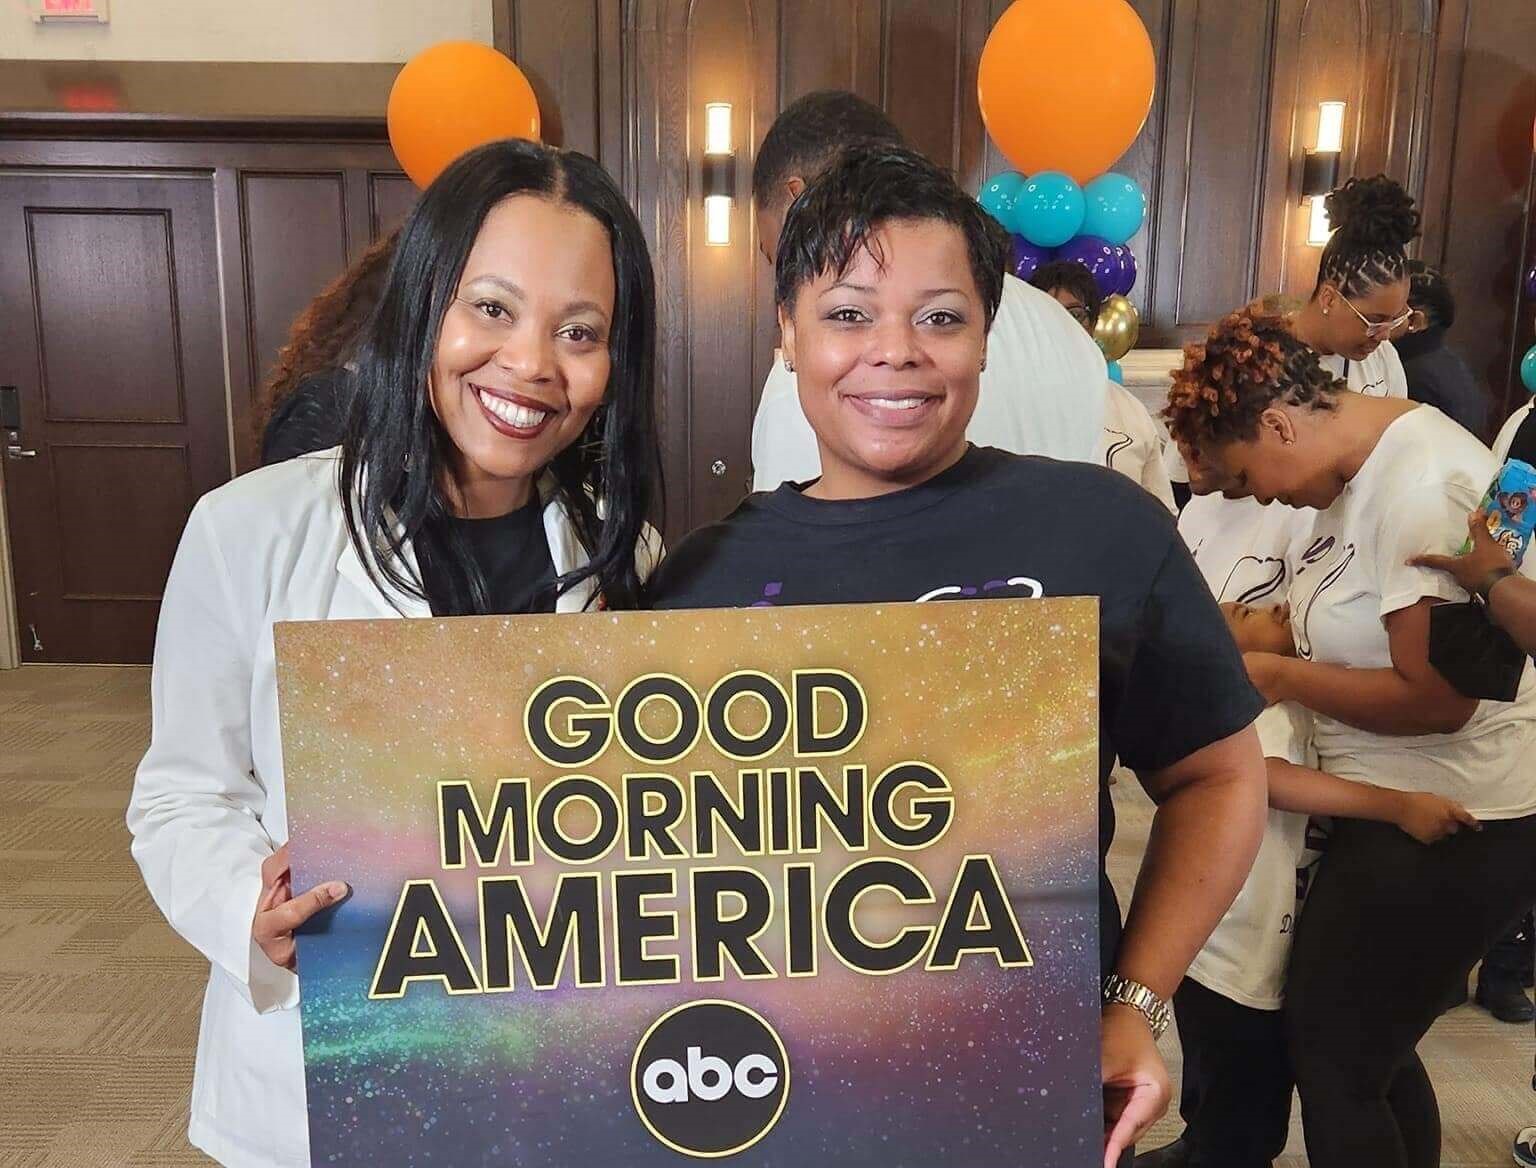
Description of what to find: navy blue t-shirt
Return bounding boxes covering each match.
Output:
[648,445,1263,972]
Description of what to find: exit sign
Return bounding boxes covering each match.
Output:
[33,0,109,22]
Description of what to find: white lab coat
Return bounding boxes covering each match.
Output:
[750,273,1110,489]
[126,448,656,1168]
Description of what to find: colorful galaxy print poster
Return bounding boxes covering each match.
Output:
[275,600,1101,1166]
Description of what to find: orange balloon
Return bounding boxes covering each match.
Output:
[387,41,541,189]
[978,0,1155,184]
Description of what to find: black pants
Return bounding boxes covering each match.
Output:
[1285,813,1536,1168]
[1483,909,1535,981]
[1171,978,1292,1167]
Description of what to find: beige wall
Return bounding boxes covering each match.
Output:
[0,0,493,62]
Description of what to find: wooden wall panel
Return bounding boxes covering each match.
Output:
[1151,1,1278,332]
[238,172,350,396]
[1422,0,1536,422]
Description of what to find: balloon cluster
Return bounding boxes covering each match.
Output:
[975,0,1155,363]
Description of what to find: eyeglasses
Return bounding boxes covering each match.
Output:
[1338,295,1415,340]
[1063,305,1094,327]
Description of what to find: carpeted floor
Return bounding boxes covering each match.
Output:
[0,665,1530,1166]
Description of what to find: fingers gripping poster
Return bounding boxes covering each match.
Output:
[275,600,1102,1165]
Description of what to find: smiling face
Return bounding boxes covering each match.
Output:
[429,195,616,516]
[779,218,985,498]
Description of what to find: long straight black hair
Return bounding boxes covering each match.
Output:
[339,139,661,614]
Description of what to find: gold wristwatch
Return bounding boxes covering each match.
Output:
[1102,973,1172,1039]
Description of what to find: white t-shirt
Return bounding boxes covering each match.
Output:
[1179,492,1314,607]
[1098,381,1176,512]
[1289,405,1536,818]
[749,274,1109,489]
[1319,338,1408,399]
[1186,703,1318,1010]
[1179,493,1318,1008]
[1493,399,1534,462]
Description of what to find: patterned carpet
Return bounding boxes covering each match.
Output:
[0,665,1530,1167]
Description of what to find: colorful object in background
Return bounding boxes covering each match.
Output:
[1522,343,1536,394]
[979,171,1029,232]
[1110,244,1139,296]
[1094,294,1140,362]
[1013,171,1086,248]
[1055,235,1122,299]
[1009,235,1053,282]
[977,0,1156,183]
[1466,459,1536,564]
[388,42,541,188]
[1107,359,1124,385]
[1081,173,1147,245]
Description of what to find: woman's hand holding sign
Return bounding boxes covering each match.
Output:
[1100,1004,1171,1167]
[252,843,350,971]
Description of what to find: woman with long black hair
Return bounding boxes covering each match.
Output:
[127,139,661,1167]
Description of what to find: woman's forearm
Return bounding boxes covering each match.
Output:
[1488,573,1536,656]
[1116,728,1267,999]
[1265,757,1402,821]
[1271,656,1475,736]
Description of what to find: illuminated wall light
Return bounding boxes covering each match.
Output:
[1301,100,1346,247]
[1308,194,1334,246]
[704,195,732,247]
[702,102,734,247]
[1316,101,1346,153]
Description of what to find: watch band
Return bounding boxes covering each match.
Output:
[1102,973,1172,1039]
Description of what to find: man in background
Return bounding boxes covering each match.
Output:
[749,90,1109,489]
[1394,261,1489,437]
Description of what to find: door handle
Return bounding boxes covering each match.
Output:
[1,386,34,457]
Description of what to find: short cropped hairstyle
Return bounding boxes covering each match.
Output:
[774,145,1010,329]
[1030,260,1103,325]
[751,90,905,210]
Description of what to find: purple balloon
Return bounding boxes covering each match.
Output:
[1054,234,1121,298]
[1010,235,1053,282]
[1526,264,1536,301]
[1113,245,1139,296]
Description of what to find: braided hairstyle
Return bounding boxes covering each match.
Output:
[1314,175,1420,298]
[1165,310,1345,450]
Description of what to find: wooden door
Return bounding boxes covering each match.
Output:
[0,172,230,664]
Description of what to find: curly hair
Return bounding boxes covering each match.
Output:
[1164,311,1344,449]
[1314,174,1420,298]
[253,227,400,436]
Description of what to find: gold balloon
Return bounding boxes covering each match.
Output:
[1095,294,1140,362]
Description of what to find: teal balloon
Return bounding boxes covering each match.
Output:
[1082,172,1147,246]
[978,171,1028,231]
[1523,343,1536,394]
[1107,359,1125,385]
[1014,171,1086,248]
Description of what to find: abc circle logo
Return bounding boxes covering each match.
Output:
[631,999,790,1158]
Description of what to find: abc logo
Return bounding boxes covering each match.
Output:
[630,999,790,1157]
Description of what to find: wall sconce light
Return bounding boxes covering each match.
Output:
[1303,100,1346,246]
[703,102,734,247]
